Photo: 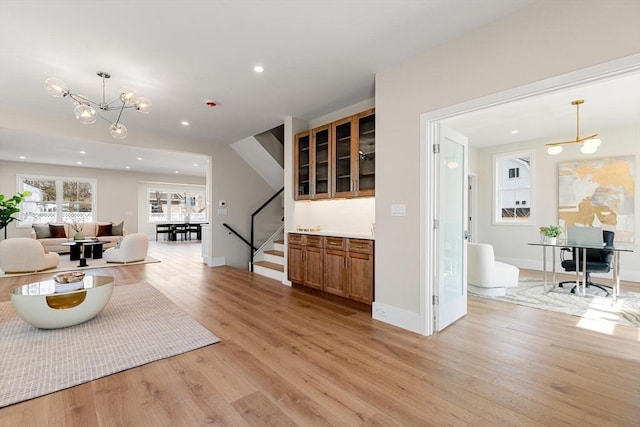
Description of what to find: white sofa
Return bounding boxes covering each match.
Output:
[467,242,520,297]
[0,237,61,274]
[104,233,149,263]
[30,222,125,253]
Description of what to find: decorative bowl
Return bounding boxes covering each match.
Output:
[53,272,86,284]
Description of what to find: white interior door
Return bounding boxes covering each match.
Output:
[435,125,469,331]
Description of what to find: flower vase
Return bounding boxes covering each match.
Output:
[544,236,557,245]
[74,232,85,241]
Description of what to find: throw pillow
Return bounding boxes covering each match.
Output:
[111,221,124,236]
[97,223,113,237]
[49,224,67,238]
[33,224,51,239]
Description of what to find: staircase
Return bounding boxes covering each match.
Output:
[253,239,285,281]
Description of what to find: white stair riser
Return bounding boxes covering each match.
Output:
[254,264,284,281]
[264,253,284,265]
[274,242,285,252]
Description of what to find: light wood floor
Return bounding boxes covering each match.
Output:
[0,242,638,426]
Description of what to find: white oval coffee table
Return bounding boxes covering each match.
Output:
[10,275,114,329]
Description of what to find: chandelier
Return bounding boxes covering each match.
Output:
[546,99,601,155]
[44,71,152,139]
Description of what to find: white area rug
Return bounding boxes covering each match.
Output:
[0,256,160,277]
[0,282,220,408]
[476,280,640,328]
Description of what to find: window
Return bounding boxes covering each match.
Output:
[17,175,97,226]
[147,188,206,223]
[493,150,535,225]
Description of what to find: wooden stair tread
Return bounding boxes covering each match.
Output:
[274,240,284,245]
[254,261,284,272]
[264,250,284,257]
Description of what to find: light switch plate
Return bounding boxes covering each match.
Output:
[391,204,406,217]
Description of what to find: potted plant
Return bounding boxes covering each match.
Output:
[0,191,31,240]
[539,225,563,245]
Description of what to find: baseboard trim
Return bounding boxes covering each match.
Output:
[372,302,425,335]
[205,256,225,267]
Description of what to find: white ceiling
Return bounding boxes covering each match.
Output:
[445,72,640,147]
[2,1,638,178]
[0,0,533,176]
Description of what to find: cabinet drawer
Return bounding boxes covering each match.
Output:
[305,235,324,248]
[288,233,303,245]
[325,237,346,250]
[348,239,373,254]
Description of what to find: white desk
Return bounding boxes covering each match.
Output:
[528,240,634,304]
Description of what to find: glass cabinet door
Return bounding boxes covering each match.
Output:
[332,117,354,198]
[312,125,331,199]
[295,131,311,200]
[356,110,375,196]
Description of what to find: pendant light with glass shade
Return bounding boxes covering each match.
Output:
[44,71,152,139]
[545,99,601,155]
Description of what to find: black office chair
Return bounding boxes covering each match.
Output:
[559,230,614,296]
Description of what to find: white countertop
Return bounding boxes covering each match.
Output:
[287,230,375,240]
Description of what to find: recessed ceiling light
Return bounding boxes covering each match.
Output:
[137,157,143,161]
[511,130,519,134]
[175,170,180,174]
[181,121,189,126]
[80,150,86,154]
[193,163,199,167]
[253,65,264,73]
[19,156,26,159]
[125,166,130,169]
[76,161,82,165]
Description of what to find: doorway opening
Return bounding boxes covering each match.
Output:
[421,55,640,335]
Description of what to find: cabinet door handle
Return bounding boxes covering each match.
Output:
[343,256,347,270]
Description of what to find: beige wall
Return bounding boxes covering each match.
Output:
[0,160,204,238]
[375,0,640,331]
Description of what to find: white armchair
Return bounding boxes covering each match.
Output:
[467,242,519,296]
[0,237,61,274]
[104,233,149,264]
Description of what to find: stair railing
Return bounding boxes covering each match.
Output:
[222,223,256,251]
[250,187,284,271]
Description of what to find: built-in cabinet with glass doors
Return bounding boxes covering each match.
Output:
[294,108,375,200]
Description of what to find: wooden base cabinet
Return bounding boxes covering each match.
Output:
[288,233,374,306]
[323,237,349,298]
[287,233,323,290]
[346,239,374,305]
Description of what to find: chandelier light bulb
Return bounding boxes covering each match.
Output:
[547,145,563,155]
[44,77,69,98]
[580,143,598,154]
[110,123,128,139]
[119,86,138,104]
[135,97,152,113]
[584,138,602,149]
[74,104,97,124]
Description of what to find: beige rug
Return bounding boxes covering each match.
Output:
[476,280,640,327]
[0,256,161,277]
[0,282,220,408]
